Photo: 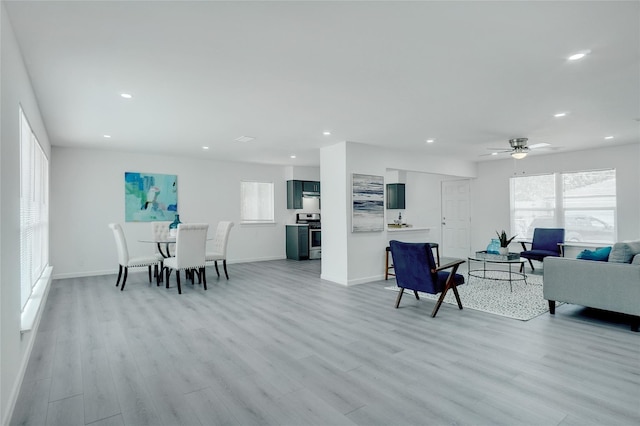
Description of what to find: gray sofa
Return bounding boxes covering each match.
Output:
[543,240,640,331]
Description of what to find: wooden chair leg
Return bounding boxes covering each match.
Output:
[148,265,152,283]
[385,249,390,280]
[223,260,229,279]
[116,265,123,287]
[413,290,420,300]
[165,267,171,289]
[431,265,462,317]
[527,259,535,271]
[431,288,447,318]
[394,288,404,308]
[176,270,182,294]
[121,267,129,291]
[548,300,555,314]
[451,285,463,309]
[214,261,220,277]
[201,268,207,290]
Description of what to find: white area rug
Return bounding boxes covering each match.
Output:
[386,272,559,321]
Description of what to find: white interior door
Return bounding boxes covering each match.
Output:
[441,179,471,259]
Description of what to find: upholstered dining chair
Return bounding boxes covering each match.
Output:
[520,228,565,272]
[150,221,172,282]
[108,223,160,291]
[151,220,173,257]
[164,223,209,294]
[206,221,234,279]
[389,240,465,318]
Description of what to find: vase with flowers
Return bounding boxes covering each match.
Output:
[496,230,516,255]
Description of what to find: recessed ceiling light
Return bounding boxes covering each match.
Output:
[604,136,614,140]
[234,136,255,143]
[290,155,296,159]
[554,112,567,118]
[103,134,111,138]
[120,93,133,99]
[426,139,435,144]
[323,131,331,136]
[202,146,209,150]
[491,152,498,156]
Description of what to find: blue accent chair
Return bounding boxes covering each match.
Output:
[389,240,465,317]
[520,228,565,272]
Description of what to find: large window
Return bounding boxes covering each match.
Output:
[240,181,274,223]
[20,107,49,309]
[510,169,616,243]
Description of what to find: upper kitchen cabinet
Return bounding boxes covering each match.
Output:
[302,181,320,193]
[287,180,320,209]
[386,183,405,209]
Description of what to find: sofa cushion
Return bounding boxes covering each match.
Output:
[609,240,640,263]
[632,254,640,265]
[577,246,612,261]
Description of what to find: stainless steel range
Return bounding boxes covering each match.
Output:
[296,213,321,259]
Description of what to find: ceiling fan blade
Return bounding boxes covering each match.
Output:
[529,142,551,149]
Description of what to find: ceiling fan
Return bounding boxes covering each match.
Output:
[483,138,551,159]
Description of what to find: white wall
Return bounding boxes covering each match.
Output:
[321,141,477,285]
[283,165,321,224]
[0,3,52,423]
[470,143,640,254]
[51,147,294,279]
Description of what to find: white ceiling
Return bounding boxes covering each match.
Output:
[5,0,640,166]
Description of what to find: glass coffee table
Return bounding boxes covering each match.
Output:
[468,251,527,292]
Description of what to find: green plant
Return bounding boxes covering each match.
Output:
[496,230,516,248]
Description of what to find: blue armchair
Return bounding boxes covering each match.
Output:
[520,228,565,272]
[389,240,465,317]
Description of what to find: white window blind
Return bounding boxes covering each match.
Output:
[510,169,616,243]
[240,181,274,223]
[20,107,49,310]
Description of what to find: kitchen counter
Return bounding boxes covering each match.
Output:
[387,226,430,232]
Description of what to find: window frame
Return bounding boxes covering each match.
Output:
[240,180,275,224]
[510,169,617,244]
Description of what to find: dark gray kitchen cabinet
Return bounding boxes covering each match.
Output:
[386,183,405,209]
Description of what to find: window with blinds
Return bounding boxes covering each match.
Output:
[240,181,274,223]
[510,169,616,243]
[20,107,49,310]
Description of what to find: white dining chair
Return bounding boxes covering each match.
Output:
[206,221,234,279]
[150,221,173,282]
[163,223,209,294]
[108,223,160,291]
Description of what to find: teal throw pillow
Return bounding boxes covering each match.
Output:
[576,246,612,261]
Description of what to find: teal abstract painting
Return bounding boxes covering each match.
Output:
[125,172,178,222]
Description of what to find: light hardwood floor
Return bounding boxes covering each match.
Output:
[10,259,640,426]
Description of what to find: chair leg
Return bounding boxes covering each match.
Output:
[431,264,462,317]
[223,260,229,280]
[176,270,182,294]
[116,265,123,287]
[214,261,220,277]
[548,300,555,314]
[385,249,390,280]
[201,268,207,290]
[413,290,420,300]
[527,259,535,271]
[394,288,404,308]
[148,265,152,283]
[121,267,129,291]
[165,267,171,289]
[451,286,463,309]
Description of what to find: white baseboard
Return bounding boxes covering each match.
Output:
[51,256,287,280]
